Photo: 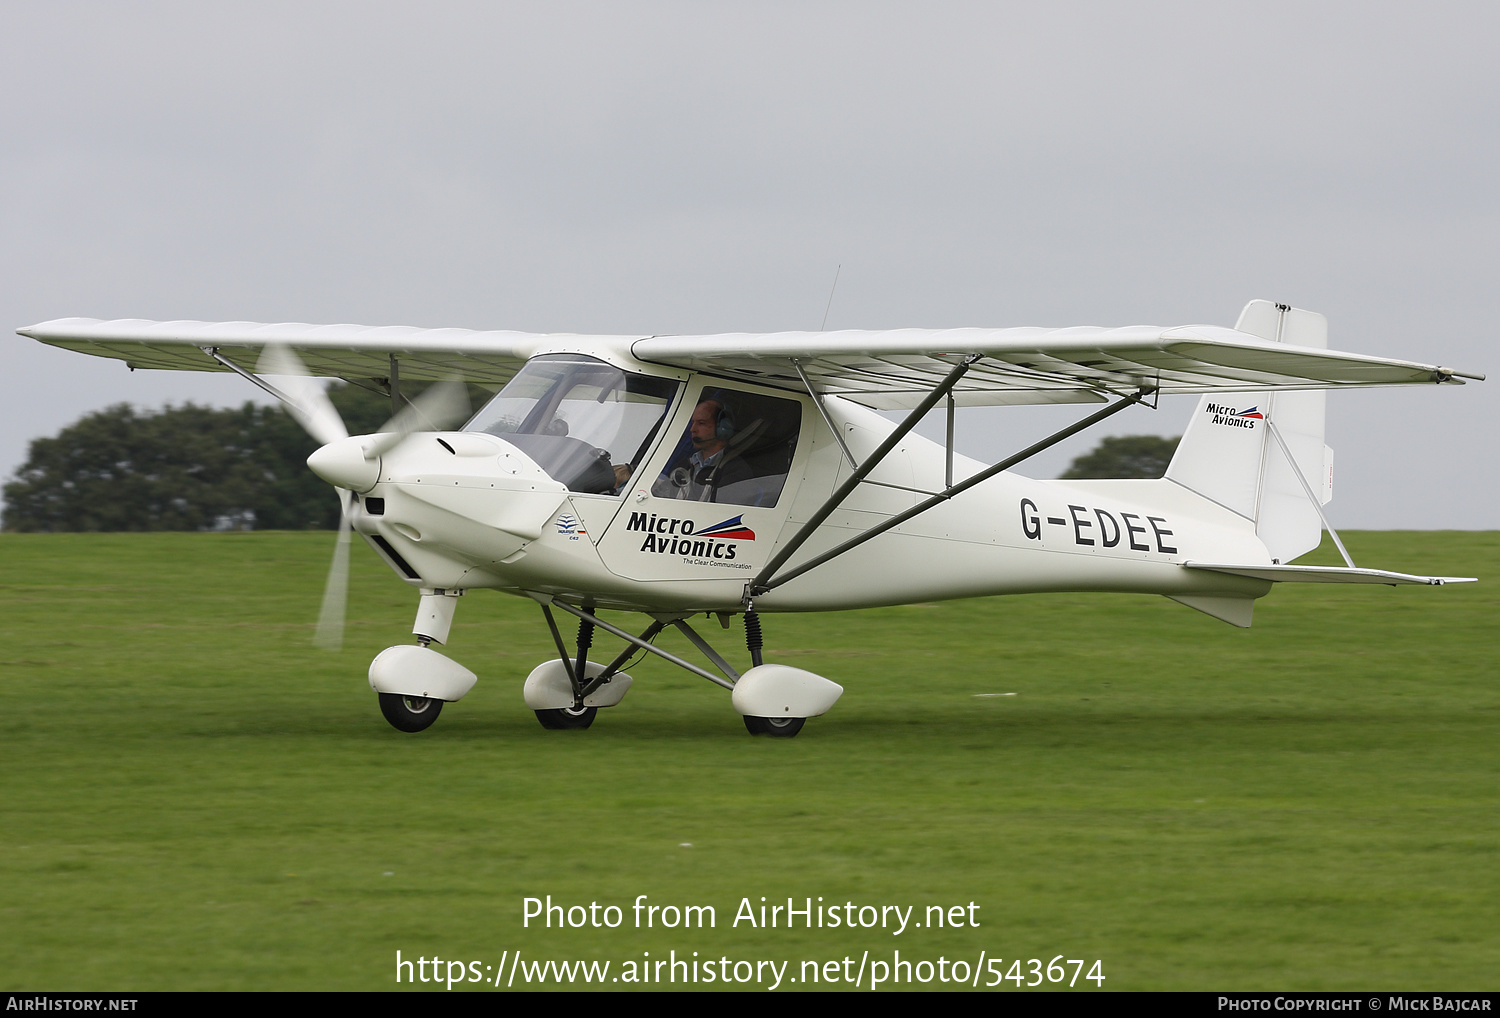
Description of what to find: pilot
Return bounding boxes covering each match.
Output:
[653,398,755,502]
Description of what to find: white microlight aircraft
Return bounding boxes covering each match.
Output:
[20,301,1482,737]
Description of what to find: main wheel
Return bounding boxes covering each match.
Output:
[743,715,805,738]
[379,692,443,733]
[534,705,597,730]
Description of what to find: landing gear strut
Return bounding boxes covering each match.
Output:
[529,599,841,737]
[526,604,645,731]
[739,608,801,737]
[532,616,603,729]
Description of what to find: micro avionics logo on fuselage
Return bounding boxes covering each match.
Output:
[627,512,756,559]
[1206,403,1263,429]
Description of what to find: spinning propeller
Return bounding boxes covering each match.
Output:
[254,346,471,650]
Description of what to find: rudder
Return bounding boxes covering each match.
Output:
[1165,300,1333,564]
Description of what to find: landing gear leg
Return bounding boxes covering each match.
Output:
[369,594,476,733]
[744,608,764,668]
[534,600,837,738]
[533,612,600,730]
[738,607,804,737]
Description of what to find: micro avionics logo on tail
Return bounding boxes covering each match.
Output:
[1206,403,1264,429]
[627,512,756,558]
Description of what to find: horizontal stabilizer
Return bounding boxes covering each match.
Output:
[1184,562,1476,586]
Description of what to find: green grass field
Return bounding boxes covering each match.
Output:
[1,531,1496,991]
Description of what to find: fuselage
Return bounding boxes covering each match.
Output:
[322,343,1274,614]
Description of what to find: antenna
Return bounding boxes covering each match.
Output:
[819,264,842,331]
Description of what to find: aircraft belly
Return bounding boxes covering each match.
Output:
[496,542,744,611]
[756,532,1269,611]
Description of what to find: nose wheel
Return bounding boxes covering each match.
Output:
[378,692,444,732]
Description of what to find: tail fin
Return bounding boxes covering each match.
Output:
[1165,300,1334,564]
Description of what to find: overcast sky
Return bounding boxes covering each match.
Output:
[2,1,1494,527]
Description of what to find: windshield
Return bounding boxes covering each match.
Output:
[464,356,680,495]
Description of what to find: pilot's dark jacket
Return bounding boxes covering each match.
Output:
[652,448,760,503]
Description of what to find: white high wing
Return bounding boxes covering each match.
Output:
[20,300,1482,737]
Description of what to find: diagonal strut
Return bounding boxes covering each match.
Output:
[751,386,1156,596]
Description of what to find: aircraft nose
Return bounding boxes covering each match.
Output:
[307,436,381,492]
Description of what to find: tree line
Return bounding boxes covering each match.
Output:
[2,391,1179,532]
[0,383,473,532]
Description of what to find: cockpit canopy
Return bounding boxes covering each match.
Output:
[464,355,680,494]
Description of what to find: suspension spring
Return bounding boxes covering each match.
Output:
[574,618,595,702]
[744,610,764,669]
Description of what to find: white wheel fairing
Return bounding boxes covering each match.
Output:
[731,663,843,720]
[523,659,633,710]
[368,644,478,702]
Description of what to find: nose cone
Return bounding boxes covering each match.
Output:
[307,436,381,492]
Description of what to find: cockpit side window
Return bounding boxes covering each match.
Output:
[465,357,680,495]
[650,387,801,508]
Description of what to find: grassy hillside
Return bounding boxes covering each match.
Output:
[1,531,1495,990]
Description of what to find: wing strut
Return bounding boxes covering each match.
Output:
[946,391,956,488]
[749,385,1156,597]
[201,346,300,406]
[749,355,982,601]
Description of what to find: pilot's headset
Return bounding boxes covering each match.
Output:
[705,392,735,443]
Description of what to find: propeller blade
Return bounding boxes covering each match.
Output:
[365,378,471,456]
[313,489,353,651]
[256,345,349,447]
